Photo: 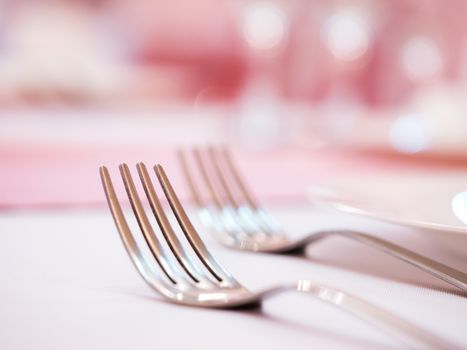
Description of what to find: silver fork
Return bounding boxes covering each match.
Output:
[100,162,456,350]
[177,146,467,293]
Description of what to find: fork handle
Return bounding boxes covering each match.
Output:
[304,230,467,293]
[260,282,459,350]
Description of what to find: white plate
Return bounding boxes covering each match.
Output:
[307,172,467,235]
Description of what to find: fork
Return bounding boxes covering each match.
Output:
[177,146,467,293]
[100,162,456,350]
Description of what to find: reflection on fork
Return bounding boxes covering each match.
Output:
[177,146,467,293]
[100,162,456,349]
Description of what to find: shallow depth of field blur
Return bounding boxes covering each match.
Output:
[1,0,467,162]
[0,0,467,208]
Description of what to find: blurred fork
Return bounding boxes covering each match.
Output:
[177,146,467,293]
[100,162,456,350]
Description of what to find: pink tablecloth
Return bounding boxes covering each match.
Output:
[2,143,466,209]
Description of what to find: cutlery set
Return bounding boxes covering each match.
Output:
[100,147,466,349]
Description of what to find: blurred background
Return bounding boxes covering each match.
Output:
[1,0,467,208]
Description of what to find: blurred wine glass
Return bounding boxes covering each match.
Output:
[231,0,293,148]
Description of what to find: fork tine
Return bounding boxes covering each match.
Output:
[119,163,179,284]
[177,150,205,208]
[206,147,240,209]
[192,148,224,210]
[217,147,259,210]
[154,164,237,284]
[207,147,281,235]
[204,147,268,235]
[183,147,259,236]
[100,166,175,288]
[137,162,211,284]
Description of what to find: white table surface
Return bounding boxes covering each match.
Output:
[1,205,467,350]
